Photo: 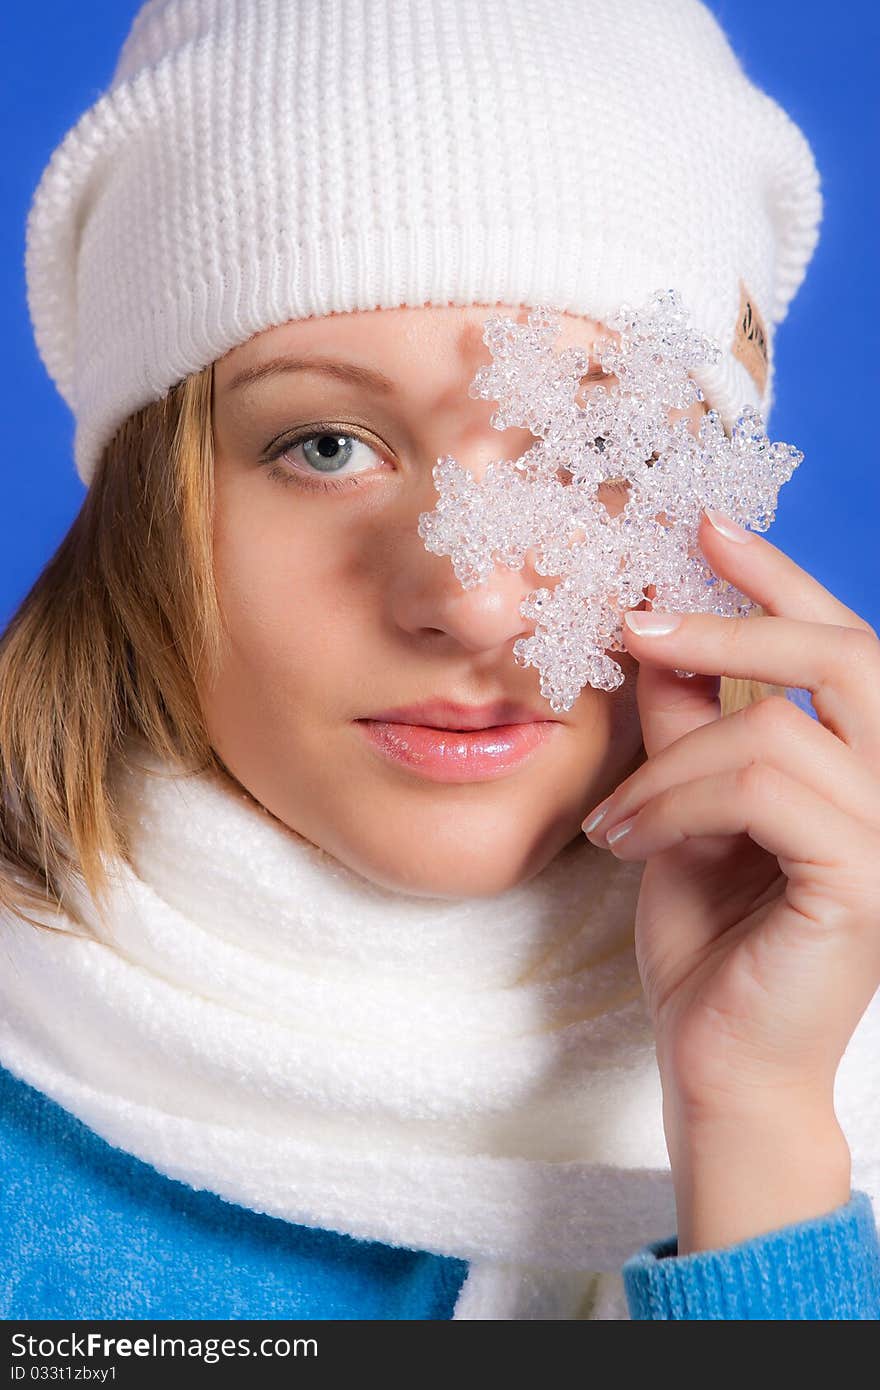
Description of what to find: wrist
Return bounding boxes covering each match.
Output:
[664,1102,852,1257]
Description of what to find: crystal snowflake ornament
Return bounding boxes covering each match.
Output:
[417,289,803,712]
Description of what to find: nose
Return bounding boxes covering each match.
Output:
[388,433,548,656]
[393,546,543,653]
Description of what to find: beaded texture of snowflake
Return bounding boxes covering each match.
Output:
[417,289,803,712]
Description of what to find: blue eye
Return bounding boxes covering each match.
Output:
[261,428,385,492]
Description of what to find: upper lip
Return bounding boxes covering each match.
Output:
[361,698,557,730]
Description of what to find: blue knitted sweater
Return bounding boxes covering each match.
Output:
[2,1063,877,1320]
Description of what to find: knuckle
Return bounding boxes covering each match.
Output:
[840,623,880,672]
[845,612,878,642]
[725,615,753,657]
[743,693,798,740]
[734,759,780,802]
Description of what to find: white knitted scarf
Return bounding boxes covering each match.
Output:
[0,736,878,1319]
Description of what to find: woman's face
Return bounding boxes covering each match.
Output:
[203,303,704,898]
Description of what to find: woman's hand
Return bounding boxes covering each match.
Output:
[581,507,880,1253]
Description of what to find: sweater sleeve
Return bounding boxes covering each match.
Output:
[620,1189,880,1319]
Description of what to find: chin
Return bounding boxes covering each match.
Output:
[333,820,587,900]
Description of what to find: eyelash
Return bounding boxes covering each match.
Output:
[260,427,633,495]
[261,426,380,493]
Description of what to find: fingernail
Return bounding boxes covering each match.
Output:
[606,815,636,845]
[703,508,751,544]
[624,610,681,636]
[582,802,610,834]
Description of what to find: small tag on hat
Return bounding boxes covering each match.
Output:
[732,280,768,396]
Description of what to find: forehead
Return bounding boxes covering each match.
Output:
[212,302,612,396]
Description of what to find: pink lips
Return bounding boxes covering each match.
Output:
[355,698,560,782]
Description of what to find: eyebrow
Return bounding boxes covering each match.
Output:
[223,349,611,399]
[224,354,398,396]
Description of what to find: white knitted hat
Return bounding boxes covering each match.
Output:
[25,0,822,487]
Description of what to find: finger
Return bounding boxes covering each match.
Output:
[629,644,723,760]
[613,588,724,760]
[620,610,880,758]
[697,509,877,636]
[582,694,880,842]
[599,762,873,885]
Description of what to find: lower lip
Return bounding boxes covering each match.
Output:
[355,719,558,782]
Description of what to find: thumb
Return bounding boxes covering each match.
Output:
[625,593,722,758]
[632,655,722,759]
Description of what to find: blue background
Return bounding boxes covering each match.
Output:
[2,1,878,633]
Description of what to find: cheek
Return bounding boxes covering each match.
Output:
[210,476,367,688]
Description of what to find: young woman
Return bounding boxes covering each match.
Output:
[1,0,878,1320]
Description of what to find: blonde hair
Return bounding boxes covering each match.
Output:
[0,368,785,936]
